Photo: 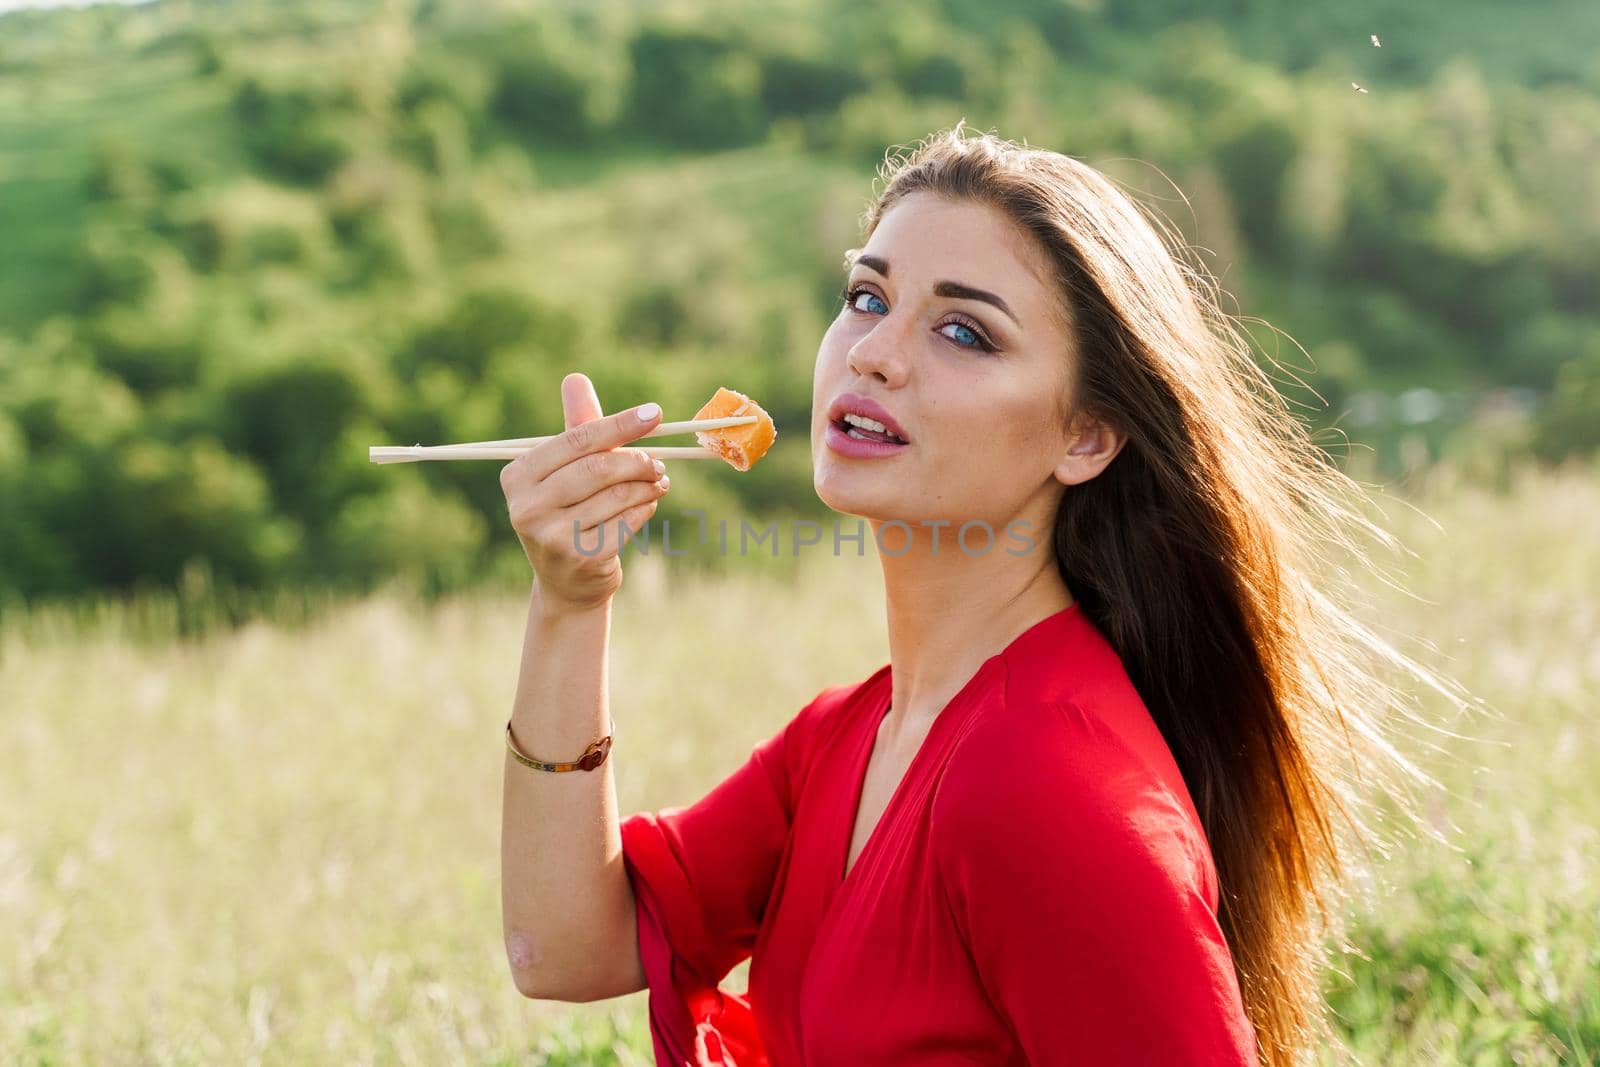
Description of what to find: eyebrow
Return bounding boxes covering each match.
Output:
[850,252,1020,327]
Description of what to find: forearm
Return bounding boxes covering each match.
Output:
[500,579,640,999]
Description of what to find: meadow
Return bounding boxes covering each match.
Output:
[2,453,1596,1064]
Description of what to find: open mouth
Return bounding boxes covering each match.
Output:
[832,413,908,445]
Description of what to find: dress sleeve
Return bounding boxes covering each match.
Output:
[932,699,1258,1065]
[620,689,833,1065]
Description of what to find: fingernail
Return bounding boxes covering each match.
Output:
[652,459,666,475]
[638,403,661,422]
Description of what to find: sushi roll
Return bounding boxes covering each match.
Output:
[692,387,776,471]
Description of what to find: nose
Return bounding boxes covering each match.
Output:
[845,320,911,387]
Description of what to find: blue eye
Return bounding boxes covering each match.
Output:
[842,287,888,315]
[942,322,980,347]
[840,284,998,354]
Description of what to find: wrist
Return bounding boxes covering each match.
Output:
[531,581,611,624]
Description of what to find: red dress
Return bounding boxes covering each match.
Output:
[619,602,1259,1065]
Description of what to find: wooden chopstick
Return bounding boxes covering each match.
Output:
[370,444,721,464]
[419,414,757,452]
[368,414,757,464]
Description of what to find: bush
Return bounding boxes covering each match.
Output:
[1532,340,1600,463]
[426,188,503,260]
[624,26,768,149]
[614,282,691,348]
[148,201,229,271]
[1505,313,1599,392]
[400,287,577,383]
[231,76,356,184]
[83,313,205,394]
[397,52,490,119]
[82,137,155,202]
[243,223,307,266]
[1213,110,1300,259]
[75,243,159,309]
[2,347,141,453]
[214,357,375,523]
[325,476,487,596]
[758,50,868,117]
[397,98,472,176]
[492,49,599,144]
[191,31,224,76]
[323,164,414,286]
[1345,287,1464,380]
[895,50,968,101]
[806,89,972,169]
[45,436,299,593]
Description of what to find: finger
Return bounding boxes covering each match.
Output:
[524,399,664,483]
[612,498,662,542]
[562,372,604,431]
[561,470,671,535]
[541,447,664,510]
[550,495,661,563]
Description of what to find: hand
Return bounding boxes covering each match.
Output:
[499,372,670,613]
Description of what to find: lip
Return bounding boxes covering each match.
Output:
[826,392,911,442]
[825,420,910,459]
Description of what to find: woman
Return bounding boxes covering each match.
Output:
[499,124,1466,1065]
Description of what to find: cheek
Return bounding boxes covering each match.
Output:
[953,398,1063,473]
[812,325,852,406]
[816,318,851,368]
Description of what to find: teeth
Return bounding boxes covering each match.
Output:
[842,413,902,440]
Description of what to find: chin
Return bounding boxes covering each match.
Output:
[813,473,870,515]
[813,478,907,524]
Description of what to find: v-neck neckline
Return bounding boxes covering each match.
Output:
[831,601,1083,898]
[834,659,991,895]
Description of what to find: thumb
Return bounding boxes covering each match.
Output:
[561,372,604,431]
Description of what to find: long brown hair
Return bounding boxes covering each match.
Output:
[856,121,1477,1064]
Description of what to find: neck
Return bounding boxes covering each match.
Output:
[873,520,1073,745]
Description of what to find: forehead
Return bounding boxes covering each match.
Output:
[851,192,1061,312]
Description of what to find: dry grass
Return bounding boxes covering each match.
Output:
[2,459,1596,1063]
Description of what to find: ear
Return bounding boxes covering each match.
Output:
[1053,416,1127,487]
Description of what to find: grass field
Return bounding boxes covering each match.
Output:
[2,455,1597,1064]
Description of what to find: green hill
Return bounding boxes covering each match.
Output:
[2,0,1598,603]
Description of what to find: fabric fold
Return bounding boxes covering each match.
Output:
[622,810,773,1066]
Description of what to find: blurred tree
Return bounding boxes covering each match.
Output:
[74,241,159,309]
[214,356,376,528]
[1532,340,1600,462]
[614,281,691,348]
[1213,108,1301,260]
[82,312,205,395]
[325,474,487,596]
[492,48,599,144]
[231,76,358,185]
[758,49,869,117]
[398,287,577,384]
[1505,314,1599,392]
[624,25,768,148]
[82,137,156,203]
[426,187,503,261]
[242,223,308,267]
[1529,337,1600,463]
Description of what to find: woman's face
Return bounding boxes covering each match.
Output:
[812,191,1091,535]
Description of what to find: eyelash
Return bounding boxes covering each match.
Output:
[839,284,999,354]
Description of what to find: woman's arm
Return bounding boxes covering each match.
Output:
[495,377,669,1001]
[500,584,645,1001]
